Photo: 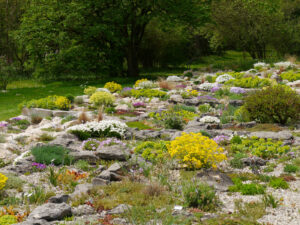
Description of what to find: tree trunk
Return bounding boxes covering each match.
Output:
[126,44,139,77]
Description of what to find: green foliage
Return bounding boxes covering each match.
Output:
[234,106,251,123]
[104,106,116,114]
[283,164,299,173]
[173,105,196,113]
[84,86,97,96]
[198,104,211,113]
[38,133,55,142]
[74,160,91,172]
[220,105,238,124]
[31,145,72,165]
[244,85,300,124]
[225,76,270,88]
[199,130,211,138]
[269,177,289,189]
[26,186,55,205]
[0,135,6,144]
[126,121,152,130]
[66,94,74,103]
[230,135,242,144]
[89,91,115,107]
[262,194,279,208]
[19,95,71,111]
[229,178,265,195]
[0,58,18,91]
[104,81,122,93]
[4,174,24,190]
[231,136,290,159]
[61,115,75,124]
[70,130,91,141]
[182,182,219,211]
[163,115,185,130]
[229,153,247,169]
[0,215,18,225]
[280,70,300,81]
[134,141,168,163]
[130,89,167,99]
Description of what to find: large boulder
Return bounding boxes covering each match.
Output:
[96,145,131,161]
[27,203,72,221]
[249,131,293,140]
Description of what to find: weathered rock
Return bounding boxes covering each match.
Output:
[69,151,98,164]
[242,156,267,167]
[99,170,111,180]
[71,183,93,199]
[115,104,130,111]
[72,205,95,216]
[229,100,244,107]
[49,133,81,152]
[107,162,123,173]
[52,110,79,118]
[28,203,72,221]
[249,131,293,140]
[107,204,132,214]
[235,121,256,128]
[169,95,184,104]
[195,169,233,192]
[96,145,130,161]
[166,76,183,82]
[111,218,128,225]
[16,219,49,225]
[92,177,109,186]
[6,156,34,174]
[23,108,53,118]
[48,195,69,204]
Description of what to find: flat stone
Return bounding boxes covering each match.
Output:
[195,169,233,192]
[99,170,111,180]
[107,204,132,214]
[92,177,109,186]
[48,195,69,204]
[249,131,293,140]
[71,183,93,199]
[108,162,123,173]
[52,110,79,117]
[96,145,130,161]
[25,108,53,118]
[28,203,72,221]
[72,205,95,216]
[69,151,98,164]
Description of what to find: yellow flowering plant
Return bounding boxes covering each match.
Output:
[168,132,227,169]
[104,82,122,93]
[55,96,71,110]
[0,173,8,190]
[84,86,97,96]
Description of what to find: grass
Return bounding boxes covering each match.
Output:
[0,79,134,121]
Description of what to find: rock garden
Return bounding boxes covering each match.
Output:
[0,61,299,225]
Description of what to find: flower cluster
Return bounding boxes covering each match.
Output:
[11,117,22,121]
[198,83,218,91]
[213,135,230,144]
[0,173,8,190]
[211,86,221,93]
[84,86,97,96]
[89,91,115,106]
[274,61,295,69]
[82,137,125,151]
[133,102,146,108]
[0,122,8,128]
[166,76,183,82]
[230,87,246,94]
[176,84,187,89]
[134,79,149,88]
[104,82,122,93]
[68,120,128,138]
[167,132,227,169]
[254,62,269,69]
[216,74,234,83]
[200,116,220,123]
[198,95,218,101]
[32,162,47,170]
[136,80,157,89]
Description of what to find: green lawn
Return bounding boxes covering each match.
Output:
[0,79,134,121]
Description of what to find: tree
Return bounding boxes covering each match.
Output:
[210,0,284,59]
[17,0,210,79]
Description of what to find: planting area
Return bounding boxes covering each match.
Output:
[0,62,299,225]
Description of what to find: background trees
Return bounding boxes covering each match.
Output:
[0,0,299,83]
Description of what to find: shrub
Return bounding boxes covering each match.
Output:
[20,95,71,111]
[104,81,122,93]
[149,108,197,122]
[126,121,152,130]
[225,76,270,88]
[81,139,101,151]
[75,160,91,172]
[31,145,73,165]
[74,96,84,105]
[269,177,289,189]
[283,164,299,173]
[168,132,226,169]
[244,85,300,124]
[134,141,168,163]
[182,182,219,211]
[234,106,251,122]
[230,135,242,144]
[31,114,43,124]
[130,89,167,99]
[68,120,128,139]
[280,70,300,82]
[105,106,116,114]
[66,94,74,103]
[89,91,115,106]
[198,104,211,113]
[0,173,8,190]
[0,215,18,225]
[173,105,196,113]
[229,178,265,195]
[84,86,97,96]
[38,133,55,142]
[163,115,185,130]
[230,136,290,159]
[262,194,279,208]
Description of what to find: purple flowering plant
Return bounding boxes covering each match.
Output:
[213,135,230,145]
[82,138,125,151]
[32,162,47,171]
[230,87,246,94]
[198,95,218,101]
[133,102,146,108]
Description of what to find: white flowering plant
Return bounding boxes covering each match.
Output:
[200,116,220,124]
[253,62,269,70]
[274,61,295,69]
[198,83,217,91]
[136,81,157,89]
[216,74,234,83]
[67,120,128,140]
